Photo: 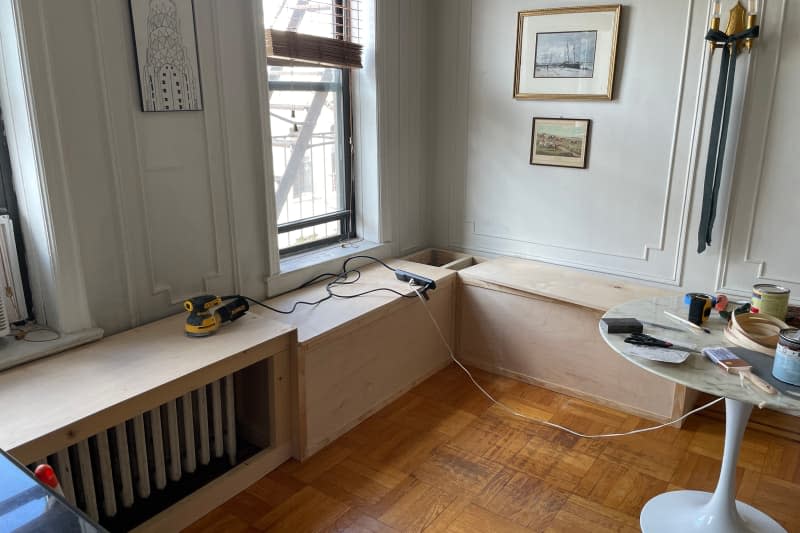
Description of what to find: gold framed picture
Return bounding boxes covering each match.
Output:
[514,5,621,100]
[530,118,591,168]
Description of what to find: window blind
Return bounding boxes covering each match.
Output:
[265,0,363,69]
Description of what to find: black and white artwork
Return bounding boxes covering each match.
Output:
[534,31,597,78]
[130,0,202,112]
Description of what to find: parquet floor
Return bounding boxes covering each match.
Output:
[185,364,800,532]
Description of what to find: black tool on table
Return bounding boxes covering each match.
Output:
[624,333,696,352]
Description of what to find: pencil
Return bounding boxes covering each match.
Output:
[663,311,711,334]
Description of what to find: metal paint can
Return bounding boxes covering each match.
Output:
[751,284,790,320]
[773,328,800,386]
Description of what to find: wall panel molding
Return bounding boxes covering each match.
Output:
[441,0,708,285]
[89,0,137,328]
[718,0,798,297]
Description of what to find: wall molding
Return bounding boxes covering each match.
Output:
[718,0,797,293]
[89,0,137,328]
[453,0,704,285]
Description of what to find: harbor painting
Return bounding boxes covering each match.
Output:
[530,118,590,168]
[534,31,597,78]
[513,5,621,99]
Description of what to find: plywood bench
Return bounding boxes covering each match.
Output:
[456,256,691,422]
[265,258,457,459]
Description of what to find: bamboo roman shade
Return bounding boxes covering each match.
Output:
[265,0,363,69]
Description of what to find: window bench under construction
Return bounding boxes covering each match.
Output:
[0,253,698,531]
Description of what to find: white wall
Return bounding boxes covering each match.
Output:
[12,0,273,334]
[429,0,799,300]
[6,0,433,335]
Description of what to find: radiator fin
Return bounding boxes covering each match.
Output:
[28,377,240,526]
[95,430,117,517]
[196,386,211,465]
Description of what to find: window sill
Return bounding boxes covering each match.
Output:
[266,239,392,297]
[0,328,104,373]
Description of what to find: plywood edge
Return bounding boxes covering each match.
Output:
[133,442,293,533]
[10,339,291,464]
[301,358,452,459]
[459,356,676,423]
[458,276,599,311]
[458,256,677,312]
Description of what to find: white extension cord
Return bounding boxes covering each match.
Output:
[409,282,725,439]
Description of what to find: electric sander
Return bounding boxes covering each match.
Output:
[184,294,249,337]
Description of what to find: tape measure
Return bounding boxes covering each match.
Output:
[684,292,714,325]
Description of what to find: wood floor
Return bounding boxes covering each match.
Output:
[185,364,800,532]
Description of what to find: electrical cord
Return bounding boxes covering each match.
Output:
[10,323,61,343]
[229,255,415,315]
[408,280,726,439]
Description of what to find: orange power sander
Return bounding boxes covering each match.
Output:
[183,295,249,337]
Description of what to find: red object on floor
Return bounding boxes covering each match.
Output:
[34,464,64,496]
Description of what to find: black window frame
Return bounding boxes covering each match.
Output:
[269,68,355,256]
[268,0,357,257]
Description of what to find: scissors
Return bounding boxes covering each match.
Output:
[624,333,695,352]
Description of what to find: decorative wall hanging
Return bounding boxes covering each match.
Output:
[697,0,759,253]
[130,0,203,112]
[530,118,591,168]
[514,5,621,100]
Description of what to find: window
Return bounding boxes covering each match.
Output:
[264,0,362,255]
[0,107,31,321]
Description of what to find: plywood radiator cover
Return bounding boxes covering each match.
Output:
[28,375,238,524]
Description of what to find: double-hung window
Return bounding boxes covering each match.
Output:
[264,0,362,255]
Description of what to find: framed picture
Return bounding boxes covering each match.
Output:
[130,0,203,112]
[514,5,621,100]
[530,118,591,168]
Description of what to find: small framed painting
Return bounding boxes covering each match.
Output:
[514,5,621,100]
[130,0,203,111]
[530,118,591,168]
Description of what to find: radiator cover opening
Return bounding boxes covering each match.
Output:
[28,359,272,532]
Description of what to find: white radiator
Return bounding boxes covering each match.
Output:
[29,376,238,523]
[0,214,27,326]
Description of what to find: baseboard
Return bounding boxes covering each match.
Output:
[694,392,800,442]
[459,356,674,424]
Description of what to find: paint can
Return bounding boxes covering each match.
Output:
[751,284,790,320]
[773,328,800,386]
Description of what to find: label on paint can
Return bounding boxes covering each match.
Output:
[752,284,790,320]
[773,328,800,386]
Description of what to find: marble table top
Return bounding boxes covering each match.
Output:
[601,296,800,417]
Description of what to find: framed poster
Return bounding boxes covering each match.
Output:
[130,0,203,111]
[514,5,621,100]
[530,118,591,168]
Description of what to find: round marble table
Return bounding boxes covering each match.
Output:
[602,296,800,533]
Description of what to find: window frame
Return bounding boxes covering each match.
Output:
[0,108,32,321]
[267,0,358,257]
[269,67,356,256]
